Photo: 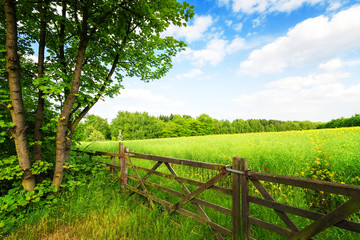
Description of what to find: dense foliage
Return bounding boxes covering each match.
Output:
[75,112,320,141]
[1,0,193,235]
[2,0,193,190]
[317,114,360,129]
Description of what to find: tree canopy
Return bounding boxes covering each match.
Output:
[1,0,194,190]
[75,111,320,141]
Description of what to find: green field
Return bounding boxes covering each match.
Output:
[77,127,360,239]
[7,127,360,240]
[82,127,360,183]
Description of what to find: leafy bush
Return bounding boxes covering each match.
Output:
[0,155,57,235]
[0,153,107,236]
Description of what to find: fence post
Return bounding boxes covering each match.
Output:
[232,156,241,240]
[240,158,250,240]
[118,142,123,178]
[119,142,128,190]
[111,156,115,177]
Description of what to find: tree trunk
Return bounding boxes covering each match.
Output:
[64,131,73,163]
[52,7,89,189]
[4,0,36,191]
[33,2,47,164]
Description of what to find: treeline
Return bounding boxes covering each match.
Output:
[74,111,320,141]
[317,114,360,129]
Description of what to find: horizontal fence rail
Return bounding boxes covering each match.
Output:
[73,143,360,240]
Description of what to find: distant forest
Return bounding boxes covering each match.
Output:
[317,114,360,129]
[74,111,324,141]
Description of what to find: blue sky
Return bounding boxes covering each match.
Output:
[90,0,360,122]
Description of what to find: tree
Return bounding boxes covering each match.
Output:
[110,111,164,140]
[83,114,110,140]
[2,0,194,190]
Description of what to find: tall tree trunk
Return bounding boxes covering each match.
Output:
[4,0,36,191]
[33,2,47,164]
[52,40,87,190]
[52,5,89,189]
[59,1,68,99]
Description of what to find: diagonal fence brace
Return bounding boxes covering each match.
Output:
[164,163,224,240]
[165,170,229,215]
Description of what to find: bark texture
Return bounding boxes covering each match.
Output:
[4,0,36,191]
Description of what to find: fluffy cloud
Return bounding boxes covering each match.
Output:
[232,0,268,14]
[318,58,343,71]
[192,39,228,66]
[220,0,326,14]
[178,37,245,66]
[233,70,360,120]
[176,69,203,80]
[270,0,323,13]
[239,5,360,75]
[233,23,243,32]
[162,15,213,43]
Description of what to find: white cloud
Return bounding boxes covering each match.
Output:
[239,5,360,75]
[162,15,213,43]
[318,58,343,71]
[176,69,203,80]
[233,71,360,121]
[233,23,243,32]
[221,0,327,14]
[252,17,262,28]
[177,37,245,66]
[226,37,246,54]
[327,1,342,11]
[232,0,268,14]
[192,39,228,66]
[225,20,233,27]
[270,0,323,13]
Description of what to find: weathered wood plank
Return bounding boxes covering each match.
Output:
[249,217,293,237]
[128,152,230,171]
[248,172,360,196]
[129,161,163,197]
[94,151,120,157]
[120,144,128,189]
[164,162,224,240]
[133,165,232,195]
[288,194,360,240]
[125,183,233,237]
[240,158,251,240]
[248,196,360,233]
[128,157,155,209]
[251,179,300,233]
[127,174,232,216]
[111,156,115,177]
[232,157,241,240]
[165,171,229,215]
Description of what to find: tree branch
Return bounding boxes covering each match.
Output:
[71,53,119,132]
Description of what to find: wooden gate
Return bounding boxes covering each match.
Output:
[236,157,360,240]
[74,144,360,239]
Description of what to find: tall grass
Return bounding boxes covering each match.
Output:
[78,127,360,239]
[5,167,215,240]
[82,127,360,182]
[8,128,359,239]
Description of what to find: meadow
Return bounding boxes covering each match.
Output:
[6,127,360,239]
[78,127,360,239]
[83,127,360,184]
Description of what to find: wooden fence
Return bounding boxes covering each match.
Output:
[74,143,360,240]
